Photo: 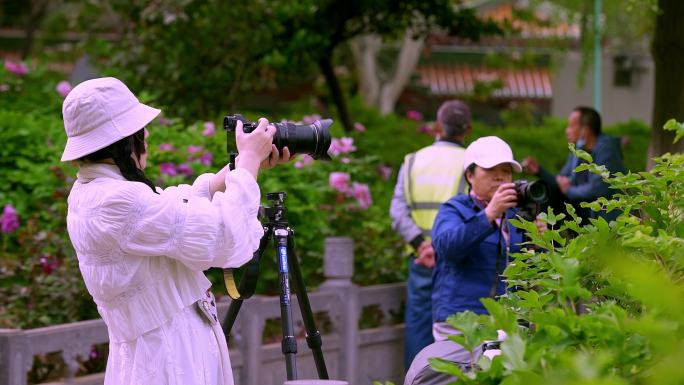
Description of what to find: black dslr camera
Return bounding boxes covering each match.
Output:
[514,180,549,221]
[224,114,333,160]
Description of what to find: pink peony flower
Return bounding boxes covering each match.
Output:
[377,165,393,181]
[56,81,72,98]
[4,60,28,76]
[0,84,9,92]
[199,152,213,166]
[406,110,424,121]
[158,143,176,152]
[329,172,351,193]
[294,154,314,169]
[302,114,322,124]
[39,254,59,275]
[187,145,203,155]
[1,204,20,233]
[351,182,372,209]
[157,116,173,126]
[341,157,351,164]
[328,137,357,157]
[177,163,193,176]
[353,122,366,132]
[419,123,433,134]
[202,121,215,136]
[160,162,177,177]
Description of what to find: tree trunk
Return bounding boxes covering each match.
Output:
[648,0,684,167]
[351,31,424,115]
[350,35,382,107]
[379,32,424,114]
[319,56,353,133]
[21,0,48,59]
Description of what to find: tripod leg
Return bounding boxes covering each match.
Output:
[286,235,330,379]
[274,228,298,380]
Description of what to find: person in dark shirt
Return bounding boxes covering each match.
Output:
[523,106,626,221]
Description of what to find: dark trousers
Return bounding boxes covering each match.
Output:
[404,257,435,371]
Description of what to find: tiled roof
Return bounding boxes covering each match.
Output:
[415,64,553,100]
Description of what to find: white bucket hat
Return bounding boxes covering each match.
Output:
[60,77,160,161]
[463,136,522,172]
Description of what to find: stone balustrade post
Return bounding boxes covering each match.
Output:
[318,237,359,384]
[0,328,29,385]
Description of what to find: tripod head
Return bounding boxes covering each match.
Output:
[260,191,288,226]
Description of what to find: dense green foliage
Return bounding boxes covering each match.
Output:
[0,63,650,330]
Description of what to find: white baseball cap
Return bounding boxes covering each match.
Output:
[60,77,160,161]
[463,136,522,172]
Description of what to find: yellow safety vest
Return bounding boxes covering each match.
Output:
[404,144,466,239]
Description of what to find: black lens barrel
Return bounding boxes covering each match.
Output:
[224,114,332,160]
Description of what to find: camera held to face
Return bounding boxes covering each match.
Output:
[224,114,333,160]
[514,180,549,221]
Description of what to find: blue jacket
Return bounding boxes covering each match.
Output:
[431,194,524,321]
[538,134,626,220]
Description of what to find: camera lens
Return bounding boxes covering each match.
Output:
[272,120,332,160]
[527,181,548,202]
[224,115,333,160]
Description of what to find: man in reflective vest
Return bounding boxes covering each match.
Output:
[390,100,471,370]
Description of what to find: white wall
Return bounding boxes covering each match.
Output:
[551,51,654,125]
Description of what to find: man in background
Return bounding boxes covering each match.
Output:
[523,106,626,221]
[390,100,471,370]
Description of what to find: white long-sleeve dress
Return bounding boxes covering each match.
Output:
[66,163,264,385]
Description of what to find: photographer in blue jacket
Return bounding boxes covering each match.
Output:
[431,136,528,339]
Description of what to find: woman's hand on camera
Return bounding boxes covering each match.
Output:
[485,183,517,224]
[260,145,293,170]
[235,118,276,178]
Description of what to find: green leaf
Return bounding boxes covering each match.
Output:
[501,334,527,371]
[428,357,469,380]
[663,119,684,143]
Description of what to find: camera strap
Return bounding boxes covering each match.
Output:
[222,152,263,300]
[222,258,260,300]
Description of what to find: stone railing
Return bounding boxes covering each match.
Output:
[0,237,406,385]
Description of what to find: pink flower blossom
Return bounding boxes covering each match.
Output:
[160,162,177,177]
[302,114,322,124]
[199,152,213,166]
[4,60,28,76]
[202,121,215,136]
[1,204,20,233]
[0,84,9,92]
[158,143,176,152]
[56,81,72,98]
[419,123,433,134]
[328,137,357,157]
[329,172,351,193]
[187,145,203,155]
[177,163,193,176]
[341,157,351,164]
[351,182,372,209]
[354,122,366,132]
[294,155,314,168]
[377,165,393,181]
[39,254,59,275]
[406,110,424,121]
[157,116,173,126]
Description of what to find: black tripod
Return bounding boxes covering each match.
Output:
[222,191,329,381]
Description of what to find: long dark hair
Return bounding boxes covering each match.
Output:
[80,128,158,193]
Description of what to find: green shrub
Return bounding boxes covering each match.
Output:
[428,122,684,385]
[0,62,652,328]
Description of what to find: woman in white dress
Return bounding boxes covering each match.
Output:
[60,77,290,385]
